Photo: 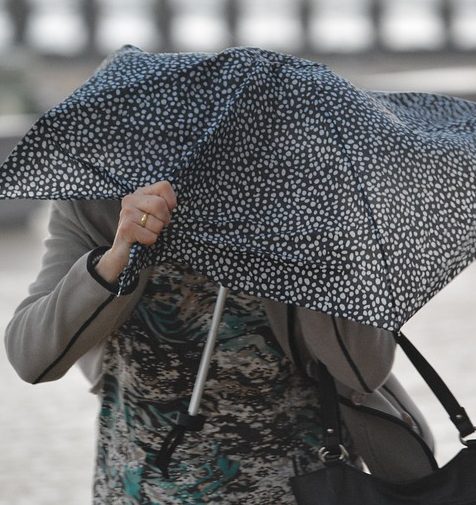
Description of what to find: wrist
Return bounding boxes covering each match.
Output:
[95,249,127,284]
[86,246,139,297]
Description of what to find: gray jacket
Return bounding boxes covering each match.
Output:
[4,198,435,482]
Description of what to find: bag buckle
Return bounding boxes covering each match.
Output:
[459,429,476,447]
[318,444,349,463]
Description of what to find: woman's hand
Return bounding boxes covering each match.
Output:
[95,180,177,284]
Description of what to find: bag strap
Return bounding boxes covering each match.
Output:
[316,360,351,462]
[287,304,348,462]
[394,330,475,439]
[286,306,476,453]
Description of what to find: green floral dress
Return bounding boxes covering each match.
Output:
[92,261,355,504]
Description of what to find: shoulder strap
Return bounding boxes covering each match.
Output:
[286,305,475,444]
[287,305,345,459]
[395,330,474,438]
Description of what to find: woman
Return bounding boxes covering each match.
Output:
[5,180,436,503]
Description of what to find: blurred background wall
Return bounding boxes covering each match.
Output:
[0,1,475,504]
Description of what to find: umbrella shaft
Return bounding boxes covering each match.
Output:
[188,284,229,416]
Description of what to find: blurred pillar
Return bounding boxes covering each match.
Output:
[154,0,172,52]
[224,0,239,48]
[83,0,99,56]
[440,0,454,50]
[299,0,312,55]
[6,0,31,46]
[369,0,384,52]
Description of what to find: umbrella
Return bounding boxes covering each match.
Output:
[2,44,475,332]
[1,44,476,474]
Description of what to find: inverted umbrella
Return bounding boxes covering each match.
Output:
[1,44,476,474]
[1,44,475,332]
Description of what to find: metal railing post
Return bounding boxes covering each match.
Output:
[299,0,313,55]
[154,0,172,52]
[369,0,384,52]
[6,0,30,46]
[440,0,454,51]
[225,0,239,48]
[83,0,99,56]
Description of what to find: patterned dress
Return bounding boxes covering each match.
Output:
[92,261,356,504]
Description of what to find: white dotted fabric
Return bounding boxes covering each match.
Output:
[1,45,475,330]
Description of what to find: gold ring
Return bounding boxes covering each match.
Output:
[140,212,149,227]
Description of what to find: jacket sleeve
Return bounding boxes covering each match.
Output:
[4,200,149,385]
[295,305,396,393]
[262,298,396,393]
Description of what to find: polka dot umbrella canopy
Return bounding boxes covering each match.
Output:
[1,44,476,333]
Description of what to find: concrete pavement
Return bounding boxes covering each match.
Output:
[0,203,97,505]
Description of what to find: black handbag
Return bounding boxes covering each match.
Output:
[289,328,476,505]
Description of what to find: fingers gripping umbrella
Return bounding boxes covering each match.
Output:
[1,45,476,475]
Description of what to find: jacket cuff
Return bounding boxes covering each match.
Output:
[86,246,140,296]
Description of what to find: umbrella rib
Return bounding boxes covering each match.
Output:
[316,88,399,329]
[48,132,135,196]
[168,55,266,188]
